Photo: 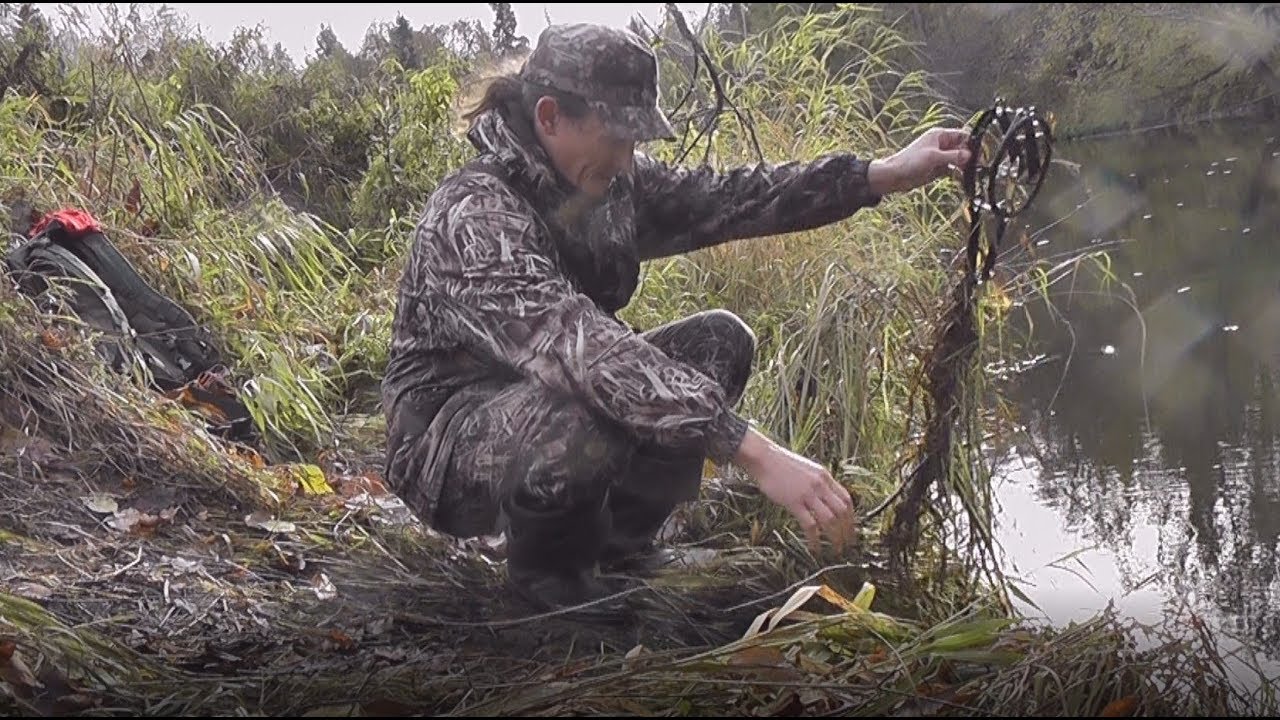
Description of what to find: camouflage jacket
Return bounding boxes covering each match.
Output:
[381,106,883,519]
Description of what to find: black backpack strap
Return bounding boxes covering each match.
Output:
[5,233,141,375]
[29,217,225,391]
[58,227,224,386]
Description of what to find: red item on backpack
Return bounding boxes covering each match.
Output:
[28,208,104,239]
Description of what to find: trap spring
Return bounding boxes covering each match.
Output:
[961,99,1054,284]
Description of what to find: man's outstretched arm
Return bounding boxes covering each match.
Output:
[631,127,972,260]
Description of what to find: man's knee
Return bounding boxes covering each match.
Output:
[697,308,756,355]
[694,309,756,401]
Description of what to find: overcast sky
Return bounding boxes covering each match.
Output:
[36,3,709,64]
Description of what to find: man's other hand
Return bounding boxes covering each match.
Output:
[734,428,856,554]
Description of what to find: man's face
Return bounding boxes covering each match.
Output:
[536,97,636,199]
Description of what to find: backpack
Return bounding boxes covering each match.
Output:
[3,208,257,444]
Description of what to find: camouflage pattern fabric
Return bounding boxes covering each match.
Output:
[382,91,883,535]
[518,23,677,142]
[431,309,755,538]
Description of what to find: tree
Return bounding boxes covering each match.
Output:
[316,25,346,59]
[489,2,528,58]
[390,14,420,70]
[0,2,58,97]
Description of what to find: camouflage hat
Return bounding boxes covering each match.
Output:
[520,23,677,142]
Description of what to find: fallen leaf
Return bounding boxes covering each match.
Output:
[336,472,388,498]
[744,584,824,639]
[274,549,306,574]
[373,647,408,662]
[82,494,118,515]
[365,617,393,637]
[107,508,165,536]
[312,572,336,601]
[245,511,296,534]
[0,641,39,699]
[729,645,786,667]
[326,629,356,652]
[40,328,67,350]
[797,651,834,674]
[164,385,230,424]
[727,644,803,682]
[1101,695,1138,717]
[918,681,956,699]
[232,446,267,470]
[293,465,333,496]
[124,178,141,214]
[12,582,53,601]
[623,644,646,671]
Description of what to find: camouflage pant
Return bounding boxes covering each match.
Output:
[431,309,756,544]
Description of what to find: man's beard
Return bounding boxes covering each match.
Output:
[549,175,640,315]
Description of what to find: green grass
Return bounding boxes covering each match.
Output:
[625,4,1004,587]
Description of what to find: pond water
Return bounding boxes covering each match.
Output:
[990,117,1280,682]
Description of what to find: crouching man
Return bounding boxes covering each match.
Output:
[382,22,972,612]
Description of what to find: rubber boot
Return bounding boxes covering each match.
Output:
[503,487,632,622]
[599,455,717,576]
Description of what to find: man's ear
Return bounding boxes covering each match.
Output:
[534,96,559,136]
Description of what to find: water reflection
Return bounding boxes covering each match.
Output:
[995,119,1280,660]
